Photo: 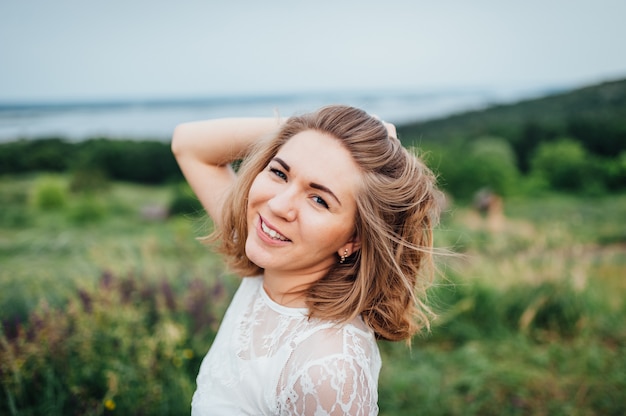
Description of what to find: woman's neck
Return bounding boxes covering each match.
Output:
[262,269,326,308]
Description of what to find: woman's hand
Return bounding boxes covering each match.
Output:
[382,121,397,140]
[371,114,397,139]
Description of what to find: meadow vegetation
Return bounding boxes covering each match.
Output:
[1,173,624,415]
[1,79,625,414]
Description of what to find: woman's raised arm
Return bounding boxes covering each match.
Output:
[171,117,283,224]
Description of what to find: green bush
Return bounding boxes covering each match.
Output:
[426,137,520,200]
[465,137,521,197]
[602,151,626,190]
[31,176,68,210]
[530,138,593,191]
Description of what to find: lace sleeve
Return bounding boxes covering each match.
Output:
[277,354,379,416]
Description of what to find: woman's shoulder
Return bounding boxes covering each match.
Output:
[219,275,263,317]
[314,316,376,346]
[292,317,380,367]
[240,275,263,287]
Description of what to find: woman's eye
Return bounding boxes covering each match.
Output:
[312,195,329,209]
[270,167,287,181]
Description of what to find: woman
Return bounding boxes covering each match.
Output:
[172,105,441,415]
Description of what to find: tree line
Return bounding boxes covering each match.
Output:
[0,138,182,184]
[397,78,626,199]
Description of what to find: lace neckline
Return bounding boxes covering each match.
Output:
[259,280,309,317]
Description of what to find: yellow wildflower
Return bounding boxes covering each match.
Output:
[104,399,116,411]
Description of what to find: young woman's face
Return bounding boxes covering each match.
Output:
[245,130,362,277]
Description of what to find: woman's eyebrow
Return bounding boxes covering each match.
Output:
[272,157,290,172]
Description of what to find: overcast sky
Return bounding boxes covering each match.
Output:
[1,0,625,103]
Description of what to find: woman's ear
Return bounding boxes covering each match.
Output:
[349,235,361,253]
[337,236,361,258]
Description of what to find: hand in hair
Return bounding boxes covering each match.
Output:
[371,114,397,139]
[382,121,397,140]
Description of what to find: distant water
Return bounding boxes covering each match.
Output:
[0,89,531,143]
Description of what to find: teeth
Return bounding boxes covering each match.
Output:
[261,220,288,241]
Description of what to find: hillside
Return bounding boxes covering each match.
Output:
[397,78,626,170]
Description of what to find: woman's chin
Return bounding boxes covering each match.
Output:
[244,240,272,270]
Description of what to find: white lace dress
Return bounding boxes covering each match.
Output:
[191,276,381,415]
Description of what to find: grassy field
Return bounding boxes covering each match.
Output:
[1,173,625,415]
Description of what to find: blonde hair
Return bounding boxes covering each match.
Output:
[212,105,442,342]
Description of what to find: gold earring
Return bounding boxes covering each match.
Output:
[340,248,348,264]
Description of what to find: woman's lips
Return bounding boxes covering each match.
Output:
[258,215,291,243]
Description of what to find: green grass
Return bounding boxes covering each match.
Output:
[1,173,625,415]
[0,175,218,322]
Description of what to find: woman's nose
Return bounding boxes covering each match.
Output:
[267,187,297,222]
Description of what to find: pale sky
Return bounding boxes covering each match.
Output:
[1,0,625,102]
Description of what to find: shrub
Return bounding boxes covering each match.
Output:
[602,151,626,190]
[465,137,521,197]
[529,138,593,191]
[31,176,68,210]
[427,137,521,200]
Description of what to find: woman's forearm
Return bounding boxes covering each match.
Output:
[171,117,283,166]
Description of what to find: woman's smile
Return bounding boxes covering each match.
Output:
[259,215,291,242]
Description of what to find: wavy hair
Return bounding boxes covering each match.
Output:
[211,105,442,342]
